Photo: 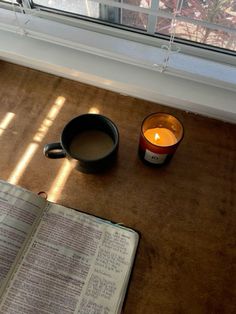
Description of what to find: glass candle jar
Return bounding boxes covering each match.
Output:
[139,112,184,166]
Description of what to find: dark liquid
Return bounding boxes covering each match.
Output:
[69,130,114,160]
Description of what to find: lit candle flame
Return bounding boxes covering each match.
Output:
[144,127,177,147]
[154,133,160,141]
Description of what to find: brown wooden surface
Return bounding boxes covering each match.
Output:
[0,61,236,314]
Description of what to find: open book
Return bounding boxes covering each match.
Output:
[0,180,139,314]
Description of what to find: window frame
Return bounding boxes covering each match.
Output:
[30,0,236,62]
[0,3,236,123]
[0,0,235,66]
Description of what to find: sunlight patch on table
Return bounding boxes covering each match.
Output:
[47,159,74,202]
[0,112,15,136]
[8,96,66,184]
[8,143,39,185]
[88,107,100,114]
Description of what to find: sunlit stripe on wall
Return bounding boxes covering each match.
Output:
[8,96,66,185]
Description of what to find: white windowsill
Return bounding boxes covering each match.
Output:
[0,8,236,123]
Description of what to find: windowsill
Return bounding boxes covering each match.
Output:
[0,8,236,123]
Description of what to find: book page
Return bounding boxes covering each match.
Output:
[0,180,46,288]
[0,203,139,314]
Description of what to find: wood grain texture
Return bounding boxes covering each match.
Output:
[0,60,235,314]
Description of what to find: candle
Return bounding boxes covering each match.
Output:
[139,113,184,166]
[144,127,177,147]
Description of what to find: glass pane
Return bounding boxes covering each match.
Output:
[98,3,148,30]
[156,18,236,51]
[121,9,148,30]
[157,0,236,52]
[121,0,149,30]
[33,0,148,30]
[1,0,18,3]
[33,0,100,18]
[32,0,236,52]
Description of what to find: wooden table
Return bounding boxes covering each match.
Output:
[0,61,236,313]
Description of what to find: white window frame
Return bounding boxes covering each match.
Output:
[1,0,236,65]
[0,2,236,122]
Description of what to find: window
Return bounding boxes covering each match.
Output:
[0,0,235,59]
[0,0,235,124]
[29,0,236,53]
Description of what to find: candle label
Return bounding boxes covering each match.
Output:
[144,149,168,164]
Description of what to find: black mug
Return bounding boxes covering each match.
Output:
[44,114,119,173]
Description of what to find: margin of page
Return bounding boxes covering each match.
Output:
[0,198,49,300]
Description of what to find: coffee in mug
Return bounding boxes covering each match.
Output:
[69,130,114,160]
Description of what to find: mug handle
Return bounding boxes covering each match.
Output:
[44,142,66,159]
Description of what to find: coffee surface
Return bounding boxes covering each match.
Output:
[69,130,114,160]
